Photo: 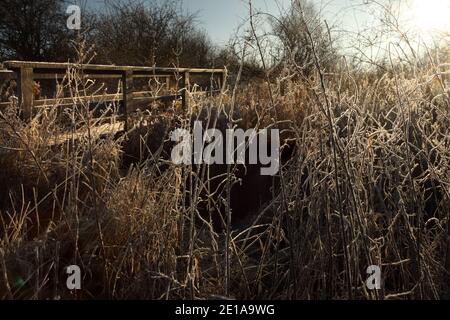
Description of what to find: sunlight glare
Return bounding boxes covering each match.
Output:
[411,0,450,33]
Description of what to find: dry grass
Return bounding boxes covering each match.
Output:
[0,43,450,300]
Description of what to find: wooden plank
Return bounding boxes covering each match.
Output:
[5,61,130,72]
[32,73,172,80]
[33,73,122,80]
[122,70,134,131]
[154,67,224,74]
[4,61,225,75]
[17,67,34,120]
[33,93,122,107]
[132,74,171,79]
[181,71,190,109]
[0,70,15,80]
[33,92,183,108]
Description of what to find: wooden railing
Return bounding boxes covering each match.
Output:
[0,61,226,134]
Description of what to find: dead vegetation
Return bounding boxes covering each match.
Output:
[0,46,449,299]
[0,0,450,301]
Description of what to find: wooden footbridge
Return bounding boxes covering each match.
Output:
[0,61,226,142]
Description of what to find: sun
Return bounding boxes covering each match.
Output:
[411,0,450,33]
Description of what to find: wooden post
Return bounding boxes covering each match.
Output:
[181,71,190,110]
[17,67,34,120]
[122,70,134,131]
[279,78,286,96]
[165,75,175,94]
[165,76,171,93]
[221,69,227,93]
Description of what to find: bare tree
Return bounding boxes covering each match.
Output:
[92,0,213,67]
[272,0,336,75]
[0,0,74,61]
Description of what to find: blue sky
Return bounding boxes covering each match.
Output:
[85,0,374,45]
[181,0,291,45]
[181,0,373,45]
[85,0,449,51]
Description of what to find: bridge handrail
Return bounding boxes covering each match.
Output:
[3,61,225,74]
[0,60,227,131]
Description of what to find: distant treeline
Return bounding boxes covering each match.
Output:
[0,0,335,78]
